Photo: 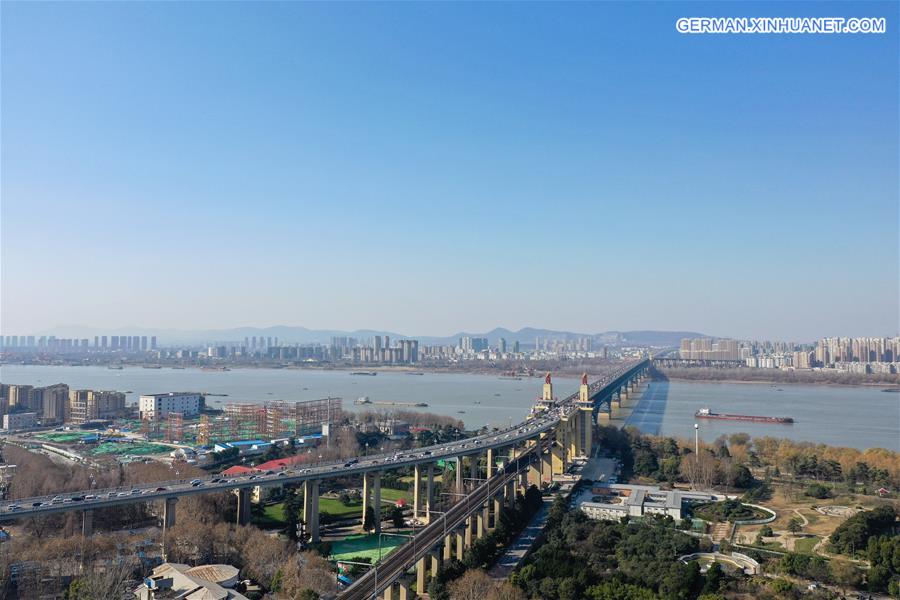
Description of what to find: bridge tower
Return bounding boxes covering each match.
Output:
[542,372,553,402]
[575,373,593,458]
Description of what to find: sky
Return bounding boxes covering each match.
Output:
[1,1,897,341]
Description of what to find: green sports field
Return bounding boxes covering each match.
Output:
[331,531,413,562]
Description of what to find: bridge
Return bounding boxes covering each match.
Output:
[0,359,650,597]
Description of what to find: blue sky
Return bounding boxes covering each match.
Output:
[2,2,897,341]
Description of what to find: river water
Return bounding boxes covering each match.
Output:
[0,365,574,431]
[1,366,896,451]
[626,380,899,451]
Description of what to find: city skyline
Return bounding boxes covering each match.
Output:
[2,2,898,341]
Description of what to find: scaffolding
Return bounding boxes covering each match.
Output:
[140,415,162,441]
[291,396,342,437]
[195,397,342,445]
[166,412,184,443]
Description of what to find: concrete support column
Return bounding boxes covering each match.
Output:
[506,480,516,508]
[425,464,434,523]
[304,480,320,543]
[465,515,474,547]
[237,487,252,526]
[82,509,93,537]
[485,448,495,528]
[443,533,453,561]
[456,528,465,558]
[162,497,177,559]
[372,471,382,534]
[551,440,566,476]
[469,455,478,487]
[568,419,578,462]
[527,461,541,487]
[430,550,441,578]
[455,456,463,496]
[361,473,370,529]
[163,497,177,529]
[476,513,485,538]
[398,581,410,600]
[416,557,427,594]
[542,450,552,484]
[413,464,423,523]
[383,583,393,600]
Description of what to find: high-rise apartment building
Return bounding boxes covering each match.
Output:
[68,389,127,424]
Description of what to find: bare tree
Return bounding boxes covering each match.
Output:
[449,569,495,600]
[277,552,336,599]
[487,581,528,600]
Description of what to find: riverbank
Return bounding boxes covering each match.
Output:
[653,366,898,388]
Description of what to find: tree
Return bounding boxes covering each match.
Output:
[702,562,725,594]
[67,555,138,600]
[487,581,528,600]
[283,487,304,540]
[363,506,375,532]
[276,552,336,599]
[389,505,405,528]
[787,516,803,535]
[448,569,495,600]
[830,560,862,595]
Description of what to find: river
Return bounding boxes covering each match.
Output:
[626,379,899,451]
[1,365,896,451]
[0,365,575,430]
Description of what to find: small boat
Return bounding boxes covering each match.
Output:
[457,410,466,414]
[351,371,378,376]
[355,396,372,405]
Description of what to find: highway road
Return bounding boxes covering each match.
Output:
[0,360,646,521]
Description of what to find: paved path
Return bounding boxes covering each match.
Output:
[488,497,554,580]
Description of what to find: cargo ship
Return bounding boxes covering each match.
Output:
[695,407,793,424]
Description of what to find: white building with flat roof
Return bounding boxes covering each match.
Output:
[139,392,202,420]
[578,483,715,521]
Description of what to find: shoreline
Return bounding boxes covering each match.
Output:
[0,362,583,381]
[654,375,897,389]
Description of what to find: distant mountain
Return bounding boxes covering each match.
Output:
[38,324,705,348]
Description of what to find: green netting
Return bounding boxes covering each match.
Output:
[35,432,92,443]
[330,531,412,562]
[90,442,171,455]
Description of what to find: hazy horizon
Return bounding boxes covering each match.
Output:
[2,2,898,341]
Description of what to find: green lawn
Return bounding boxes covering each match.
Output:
[793,536,821,554]
[257,488,410,527]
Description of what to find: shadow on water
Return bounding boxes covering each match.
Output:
[624,369,669,436]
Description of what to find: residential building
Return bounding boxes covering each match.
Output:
[68,389,127,424]
[34,384,69,425]
[3,412,37,431]
[139,392,203,420]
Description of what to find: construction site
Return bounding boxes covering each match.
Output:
[137,397,343,446]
